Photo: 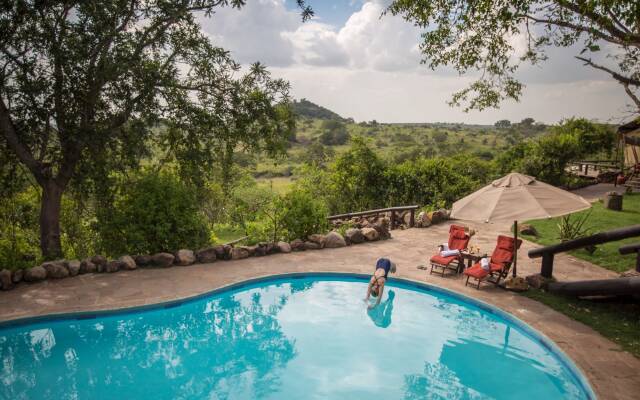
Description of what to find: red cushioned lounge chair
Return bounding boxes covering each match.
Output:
[430,225,470,276]
[463,235,522,289]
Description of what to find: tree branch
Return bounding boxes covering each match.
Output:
[556,1,640,44]
[523,14,624,45]
[624,83,640,111]
[575,56,640,87]
[0,97,43,182]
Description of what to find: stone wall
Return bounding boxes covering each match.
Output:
[0,224,395,292]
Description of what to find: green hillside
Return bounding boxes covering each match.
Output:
[255,100,548,192]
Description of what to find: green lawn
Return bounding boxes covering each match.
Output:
[256,177,294,194]
[212,224,246,245]
[520,193,640,359]
[523,288,640,358]
[522,193,640,273]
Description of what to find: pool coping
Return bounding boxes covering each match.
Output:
[0,271,597,399]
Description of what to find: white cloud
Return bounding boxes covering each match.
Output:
[282,22,348,66]
[271,66,629,124]
[199,0,298,67]
[199,1,631,123]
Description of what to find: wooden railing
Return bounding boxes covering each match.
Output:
[528,225,640,277]
[328,205,420,230]
[567,160,619,178]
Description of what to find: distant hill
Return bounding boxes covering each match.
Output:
[291,98,346,121]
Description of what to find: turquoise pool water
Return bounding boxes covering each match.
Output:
[0,275,593,399]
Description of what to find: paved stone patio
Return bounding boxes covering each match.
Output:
[0,221,638,399]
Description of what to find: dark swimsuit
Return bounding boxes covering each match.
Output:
[375,258,392,278]
[372,258,392,292]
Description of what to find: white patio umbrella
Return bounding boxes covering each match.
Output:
[450,173,591,277]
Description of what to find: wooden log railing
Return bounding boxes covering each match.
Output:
[618,243,640,273]
[328,205,420,230]
[528,225,640,278]
[567,160,619,178]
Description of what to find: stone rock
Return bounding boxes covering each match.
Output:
[427,210,447,225]
[265,243,280,255]
[253,244,268,257]
[174,249,196,266]
[345,228,365,245]
[105,260,122,273]
[119,255,137,270]
[151,252,175,268]
[373,223,391,240]
[0,269,13,290]
[214,245,232,260]
[195,247,218,263]
[359,219,371,229]
[91,255,108,267]
[362,227,380,241]
[518,224,538,236]
[24,266,47,282]
[526,273,556,289]
[403,212,413,226]
[42,261,69,279]
[324,231,347,248]
[277,241,292,253]
[307,234,326,248]
[12,269,24,284]
[416,211,431,228]
[65,260,81,276]
[242,245,258,257]
[134,255,152,267]
[80,259,97,274]
[503,276,529,292]
[290,239,306,252]
[231,247,250,260]
[304,241,321,250]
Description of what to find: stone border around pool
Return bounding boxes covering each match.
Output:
[0,271,596,400]
[0,222,398,291]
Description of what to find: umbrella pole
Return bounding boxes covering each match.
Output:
[513,220,518,278]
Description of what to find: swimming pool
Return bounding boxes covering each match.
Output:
[0,274,594,399]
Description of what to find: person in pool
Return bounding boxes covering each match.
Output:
[365,257,397,309]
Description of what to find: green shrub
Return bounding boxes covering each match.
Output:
[384,157,481,207]
[327,137,387,213]
[0,187,40,270]
[280,188,329,241]
[319,120,350,145]
[97,172,210,256]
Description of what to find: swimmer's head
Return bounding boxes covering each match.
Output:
[371,287,379,297]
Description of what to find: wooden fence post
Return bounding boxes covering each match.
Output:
[541,253,554,278]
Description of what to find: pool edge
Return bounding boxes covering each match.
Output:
[0,271,597,399]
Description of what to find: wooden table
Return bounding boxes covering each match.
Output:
[458,251,487,272]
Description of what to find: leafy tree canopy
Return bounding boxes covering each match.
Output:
[388,1,640,112]
[0,0,309,258]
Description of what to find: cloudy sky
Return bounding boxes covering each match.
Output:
[199,0,631,125]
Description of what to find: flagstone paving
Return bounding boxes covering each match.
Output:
[0,221,637,399]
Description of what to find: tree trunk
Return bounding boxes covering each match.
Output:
[39,180,64,260]
[221,140,235,195]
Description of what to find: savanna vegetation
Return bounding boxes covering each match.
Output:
[0,1,625,274]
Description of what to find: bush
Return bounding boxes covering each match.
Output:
[97,172,210,256]
[0,187,40,270]
[280,188,329,241]
[384,157,481,207]
[493,118,615,186]
[327,137,387,213]
[319,120,350,145]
